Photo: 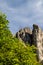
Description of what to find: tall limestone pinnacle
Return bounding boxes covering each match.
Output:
[16,24,43,63]
[32,24,43,64]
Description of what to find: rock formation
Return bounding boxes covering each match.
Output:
[32,24,43,64]
[16,24,43,63]
[16,27,32,45]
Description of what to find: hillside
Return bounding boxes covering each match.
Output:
[0,12,41,65]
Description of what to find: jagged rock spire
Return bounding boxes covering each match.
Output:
[16,24,43,64]
[32,24,43,64]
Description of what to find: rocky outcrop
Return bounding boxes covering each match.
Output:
[16,27,32,45]
[15,24,43,63]
[32,24,43,64]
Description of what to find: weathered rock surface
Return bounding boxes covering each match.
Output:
[15,24,43,63]
[32,24,43,63]
[16,27,32,45]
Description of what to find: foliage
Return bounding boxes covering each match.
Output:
[0,12,40,65]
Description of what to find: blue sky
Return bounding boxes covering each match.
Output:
[0,0,43,34]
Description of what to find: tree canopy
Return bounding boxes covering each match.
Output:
[0,12,40,65]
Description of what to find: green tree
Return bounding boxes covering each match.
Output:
[0,12,40,65]
[0,12,12,47]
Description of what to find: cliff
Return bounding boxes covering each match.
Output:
[16,24,43,64]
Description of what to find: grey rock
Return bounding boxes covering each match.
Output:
[32,24,43,63]
[15,24,43,63]
[16,27,32,44]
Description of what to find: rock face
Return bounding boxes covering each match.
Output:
[16,27,32,45]
[32,24,43,63]
[16,24,43,63]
